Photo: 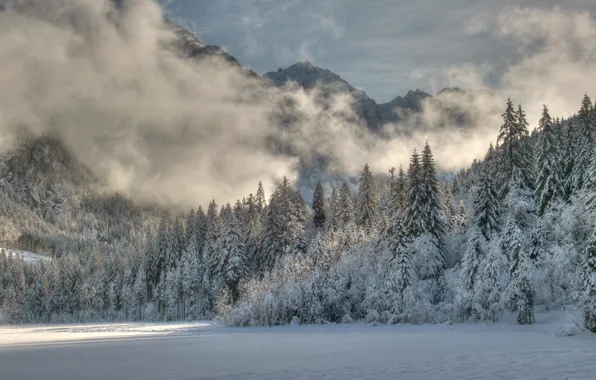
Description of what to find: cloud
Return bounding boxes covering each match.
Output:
[0,0,595,210]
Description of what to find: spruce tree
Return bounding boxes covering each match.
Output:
[461,228,484,292]
[388,211,412,299]
[535,105,563,215]
[582,233,596,333]
[497,100,532,194]
[357,163,379,233]
[473,169,500,239]
[515,274,535,325]
[406,149,425,238]
[255,181,266,214]
[312,182,326,229]
[570,95,594,192]
[420,143,446,243]
[222,213,247,302]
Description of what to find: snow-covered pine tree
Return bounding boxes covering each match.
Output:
[327,187,339,232]
[164,219,184,270]
[515,104,534,190]
[357,163,379,233]
[312,181,326,229]
[337,181,355,229]
[222,213,247,302]
[473,169,500,240]
[461,227,484,292]
[515,274,535,325]
[184,209,196,248]
[195,206,208,256]
[180,233,202,319]
[259,177,293,274]
[387,210,412,300]
[421,142,446,243]
[582,232,596,333]
[474,240,506,322]
[204,200,223,292]
[255,181,266,214]
[571,94,594,192]
[497,100,532,195]
[406,149,425,238]
[535,105,563,215]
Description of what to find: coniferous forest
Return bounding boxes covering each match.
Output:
[1,96,596,333]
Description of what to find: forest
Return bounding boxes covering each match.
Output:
[1,95,596,333]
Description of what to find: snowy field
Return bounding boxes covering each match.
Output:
[1,312,595,380]
[1,248,50,263]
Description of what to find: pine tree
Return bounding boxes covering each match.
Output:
[420,143,446,243]
[184,209,196,248]
[497,100,532,193]
[473,169,500,239]
[180,233,202,318]
[474,240,506,322]
[327,187,339,232]
[337,182,355,229]
[406,149,425,238]
[515,274,535,325]
[571,94,594,192]
[255,181,266,214]
[221,213,247,302]
[165,219,184,270]
[535,105,563,215]
[204,200,223,286]
[582,233,596,333]
[357,163,379,232]
[387,211,412,298]
[461,228,484,292]
[312,182,326,229]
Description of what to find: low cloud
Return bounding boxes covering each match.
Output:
[0,1,594,208]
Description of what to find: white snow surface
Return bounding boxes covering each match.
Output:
[1,311,595,380]
[1,248,50,263]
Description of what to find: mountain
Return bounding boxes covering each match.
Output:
[264,61,383,130]
[164,19,258,78]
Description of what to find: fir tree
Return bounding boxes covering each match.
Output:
[461,228,484,292]
[473,169,500,239]
[515,275,535,325]
[570,95,594,192]
[406,149,425,238]
[497,100,532,193]
[312,182,326,229]
[221,214,247,302]
[357,163,379,232]
[255,181,266,214]
[535,105,563,215]
[582,233,596,333]
[420,142,446,243]
[387,211,412,299]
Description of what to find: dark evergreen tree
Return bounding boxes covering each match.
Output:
[312,182,326,229]
[535,105,563,215]
[357,163,379,232]
[571,94,594,192]
[420,142,446,243]
[255,181,266,214]
[473,169,500,239]
[515,275,535,325]
[461,228,484,292]
[221,213,247,302]
[406,150,425,238]
[582,233,596,333]
[387,210,412,299]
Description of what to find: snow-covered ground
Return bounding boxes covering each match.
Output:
[1,311,595,380]
[1,248,50,263]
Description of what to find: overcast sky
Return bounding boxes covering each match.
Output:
[163,0,596,103]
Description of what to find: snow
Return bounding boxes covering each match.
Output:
[1,248,50,263]
[1,311,595,380]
